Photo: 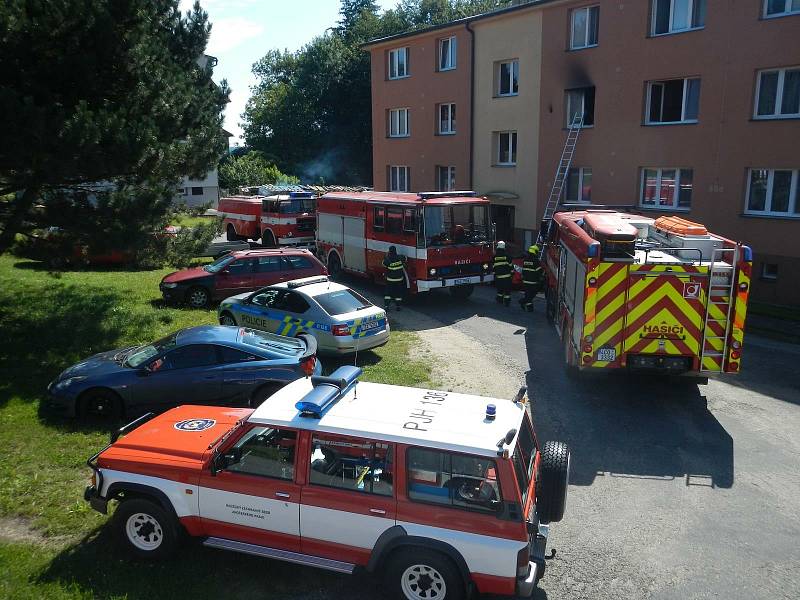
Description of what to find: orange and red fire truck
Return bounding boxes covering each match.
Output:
[316,191,494,298]
[542,211,752,376]
[219,192,317,247]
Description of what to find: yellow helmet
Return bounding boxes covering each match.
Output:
[528,245,540,255]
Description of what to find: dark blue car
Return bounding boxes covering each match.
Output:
[46,325,321,420]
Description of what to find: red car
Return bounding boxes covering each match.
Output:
[160,248,327,308]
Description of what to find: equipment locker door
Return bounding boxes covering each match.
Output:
[342,217,366,273]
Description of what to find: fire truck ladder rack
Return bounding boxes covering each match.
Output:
[699,247,738,373]
[537,112,585,245]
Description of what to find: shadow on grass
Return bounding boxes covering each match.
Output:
[11,258,157,274]
[37,527,384,600]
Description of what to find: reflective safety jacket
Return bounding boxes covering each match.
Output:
[522,257,543,285]
[493,254,512,279]
[383,257,406,283]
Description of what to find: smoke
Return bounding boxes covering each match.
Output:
[298,148,346,185]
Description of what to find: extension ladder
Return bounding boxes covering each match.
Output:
[699,247,738,373]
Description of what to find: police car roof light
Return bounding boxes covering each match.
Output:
[296,365,362,417]
[287,276,329,289]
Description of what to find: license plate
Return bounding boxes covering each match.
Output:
[597,348,616,361]
[360,321,379,331]
[453,278,472,286]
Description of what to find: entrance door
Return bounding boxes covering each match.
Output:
[491,205,515,244]
[342,217,366,273]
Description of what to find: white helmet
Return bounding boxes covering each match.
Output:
[496,240,506,250]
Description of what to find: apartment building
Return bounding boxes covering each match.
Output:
[366,1,800,304]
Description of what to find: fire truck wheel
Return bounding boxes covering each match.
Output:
[262,230,276,247]
[114,498,180,560]
[186,286,210,308]
[536,441,571,524]
[327,253,342,279]
[449,285,474,299]
[385,547,465,600]
[226,224,238,242]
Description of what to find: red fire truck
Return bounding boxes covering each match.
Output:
[316,191,494,298]
[219,192,317,247]
[542,211,752,377]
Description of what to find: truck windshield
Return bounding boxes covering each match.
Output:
[279,198,315,214]
[423,204,490,247]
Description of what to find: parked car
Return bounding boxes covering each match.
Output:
[84,369,570,599]
[159,248,327,308]
[46,325,321,420]
[217,276,389,355]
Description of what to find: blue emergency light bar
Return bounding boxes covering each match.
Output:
[288,191,314,199]
[296,366,362,417]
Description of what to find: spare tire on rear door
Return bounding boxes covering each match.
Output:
[536,440,570,524]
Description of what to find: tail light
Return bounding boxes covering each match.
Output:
[516,546,530,577]
[583,344,592,354]
[300,355,316,377]
[731,340,741,349]
[332,324,351,337]
[90,472,97,488]
[322,267,328,275]
[731,350,741,360]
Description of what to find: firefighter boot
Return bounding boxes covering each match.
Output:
[503,295,511,307]
[496,293,503,304]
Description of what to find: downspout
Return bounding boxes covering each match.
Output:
[466,21,475,190]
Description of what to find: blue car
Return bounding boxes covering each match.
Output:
[46,325,321,420]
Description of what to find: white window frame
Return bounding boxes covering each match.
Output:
[496,131,517,166]
[639,168,693,211]
[389,165,410,192]
[439,36,457,71]
[744,168,800,217]
[650,0,705,36]
[645,78,701,124]
[565,88,594,127]
[388,108,410,138]
[497,60,519,97]
[437,166,456,191]
[564,167,592,203]
[438,103,456,135]
[763,0,800,18]
[388,47,409,80]
[753,67,800,119]
[570,5,599,50]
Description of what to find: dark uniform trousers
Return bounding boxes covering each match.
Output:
[384,259,406,307]
[521,258,543,312]
[493,254,512,306]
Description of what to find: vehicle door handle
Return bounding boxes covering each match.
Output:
[275,492,291,499]
[369,508,386,515]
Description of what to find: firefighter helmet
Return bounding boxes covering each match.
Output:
[528,245,540,256]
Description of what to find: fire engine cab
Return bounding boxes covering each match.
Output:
[219,191,316,247]
[316,191,494,299]
[543,211,752,376]
[84,368,570,600]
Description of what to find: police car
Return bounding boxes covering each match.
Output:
[84,368,570,600]
[217,276,389,356]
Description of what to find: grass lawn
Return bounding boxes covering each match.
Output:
[168,213,217,229]
[0,254,429,599]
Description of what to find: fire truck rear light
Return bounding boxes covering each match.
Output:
[731,350,741,360]
[583,344,592,354]
[587,242,600,258]
[300,356,316,377]
[588,277,597,287]
[332,324,351,336]
[516,546,529,576]
[582,355,592,364]
[739,282,748,291]
[729,362,739,372]
[584,335,593,344]
[731,340,741,349]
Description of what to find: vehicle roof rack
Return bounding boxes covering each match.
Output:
[296,366,362,418]
[417,191,477,200]
[287,276,329,288]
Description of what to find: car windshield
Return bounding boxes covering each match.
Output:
[315,289,371,316]
[203,254,236,273]
[279,198,315,214]
[423,204,490,247]
[124,331,179,368]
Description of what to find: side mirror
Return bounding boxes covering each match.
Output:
[211,447,242,476]
[145,358,164,373]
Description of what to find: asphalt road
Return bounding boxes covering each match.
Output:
[345,279,800,600]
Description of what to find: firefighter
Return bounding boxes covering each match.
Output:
[493,241,512,306]
[519,244,544,312]
[383,246,406,311]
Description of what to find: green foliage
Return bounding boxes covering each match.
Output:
[243,0,511,185]
[218,152,298,192]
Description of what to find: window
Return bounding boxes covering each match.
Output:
[764,0,800,18]
[250,288,282,307]
[284,255,313,270]
[226,259,255,274]
[570,5,599,49]
[179,187,188,196]
[496,131,517,166]
[218,346,257,363]
[315,289,371,316]
[388,108,409,137]
[755,67,800,119]
[565,87,595,126]
[403,208,417,233]
[745,169,800,216]
[438,103,456,134]
[761,263,779,280]
[439,36,456,71]
[388,47,409,79]
[389,166,410,192]
[640,168,694,210]
[497,60,519,96]
[225,427,296,480]
[309,434,393,496]
[191,186,204,196]
[374,206,385,230]
[564,167,592,203]
[255,256,285,273]
[277,291,311,314]
[407,447,502,513]
[646,78,700,124]
[437,166,456,191]
[651,0,705,35]
[160,345,218,370]
[386,207,403,234]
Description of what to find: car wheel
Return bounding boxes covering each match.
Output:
[327,253,342,280]
[536,441,571,524]
[77,389,123,421]
[385,548,464,600]
[186,286,210,309]
[226,224,238,242]
[449,284,474,299]
[219,312,237,326]
[262,230,277,248]
[114,498,180,560]
[249,383,283,408]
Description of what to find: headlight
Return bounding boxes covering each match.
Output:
[54,376,87,390]
[429,268,437,275]
[161,282,178,289]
